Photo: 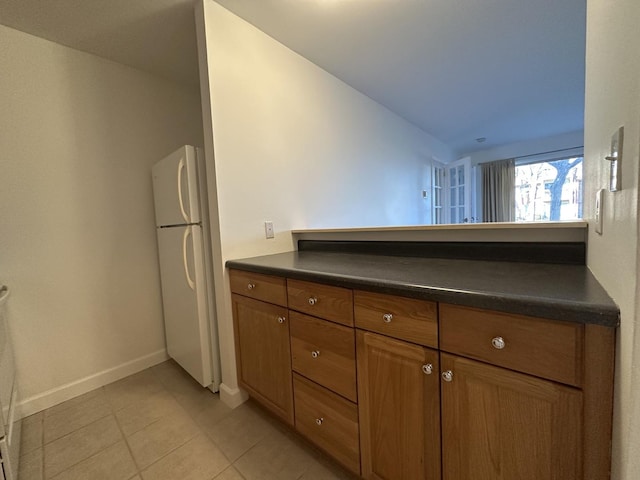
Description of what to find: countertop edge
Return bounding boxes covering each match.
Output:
[226,259,620,328]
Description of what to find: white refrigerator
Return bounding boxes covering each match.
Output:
[152,146,221,391]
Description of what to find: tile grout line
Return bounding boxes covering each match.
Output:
[148,364,242,470]
[107,384,145,479]
[42,411,113,447]
[110,367,204,478]
[43,386,128,479]
[46,435,123,480]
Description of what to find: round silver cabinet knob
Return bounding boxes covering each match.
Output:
[422,363,433,375]
[491,336,506,350]
[382,313,393,323]
[247,283,256,290]
[311,350,320,359]
[308,297,318,306]
[277,316,286,324]
[315,417,324,426]
[441,370,453,382]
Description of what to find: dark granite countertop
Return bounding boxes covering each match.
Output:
[226,250,620,327]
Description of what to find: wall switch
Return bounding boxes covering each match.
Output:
[264,221,274,239]
[606,126,624,192]
[595,189,604,235]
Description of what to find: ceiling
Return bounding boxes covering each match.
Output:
[0,0,586,155]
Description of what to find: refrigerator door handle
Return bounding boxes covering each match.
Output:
[182,227,196,290]
[177,158,190,224]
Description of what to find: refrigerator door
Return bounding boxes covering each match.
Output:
[156,224,213,387]
[152,146,201,227]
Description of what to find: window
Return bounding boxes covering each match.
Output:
[514,157,583,221]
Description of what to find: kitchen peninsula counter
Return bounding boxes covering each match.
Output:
[226,247,619,327]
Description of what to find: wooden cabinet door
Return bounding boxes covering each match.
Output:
[357,330,441,480]
[441,353,583,480]
[232,294,293,424]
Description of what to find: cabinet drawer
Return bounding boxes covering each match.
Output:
[290,311,357,402]
[293,373,360,475]
[229,269,287,306]
[440,304,584,387]
[287,279,353,326]
[354,291,438,348]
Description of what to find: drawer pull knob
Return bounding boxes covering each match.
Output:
[382,313,393,323]
[441,370,453,382]
[491,336,506,350]
[311,350,320,358]
[247,283,256,290]
[422,363,433,375]
[277,316,286,324]
[308,297,318,306]
[315,417,324,426]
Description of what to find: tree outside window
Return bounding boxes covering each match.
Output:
[515,157,583,221]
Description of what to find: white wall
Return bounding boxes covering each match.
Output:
[196,0,453,403]
[0,25,204,415]
[583,0,640,478]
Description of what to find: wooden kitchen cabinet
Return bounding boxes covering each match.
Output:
[231,293,294,425]
[356,330,441,480]
[228,267,615,480]
[440,352,583,480]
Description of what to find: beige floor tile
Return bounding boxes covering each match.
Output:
[153,361,220,416]
[206,402,279,463]
[127,409,200,469]
[105,369,165,411]
[150,360,185,383]
[214,466,245,480]
[49,441,137,480]
[115,389,184,436]
[18,447,43,480]
[297,459,359,480]
[21,412,44,455]
[141,433,229,480]
[43,415,122,478]
[44,394,111,443]
[44,388,105,418]
[172,384,224,417]
[233,428,316,480]
[190,394,234,433]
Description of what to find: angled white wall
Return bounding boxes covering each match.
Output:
[583,0,640,478]
[196,0,453,403]
[0,25,204,414]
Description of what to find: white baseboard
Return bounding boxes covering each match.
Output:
[219,382,248,409]
[19,349,169,418]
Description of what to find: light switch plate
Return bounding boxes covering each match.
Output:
[595,189,604,235]
[608,127,624,191]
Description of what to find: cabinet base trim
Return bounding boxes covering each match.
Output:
[220,382,249,409]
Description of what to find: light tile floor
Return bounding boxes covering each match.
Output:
[18,360,358,480]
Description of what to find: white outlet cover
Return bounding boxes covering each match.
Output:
[264,221,274,239]
[595,189,604,235]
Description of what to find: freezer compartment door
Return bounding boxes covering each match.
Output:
[152,145,201,227]
[157,225,213,387]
